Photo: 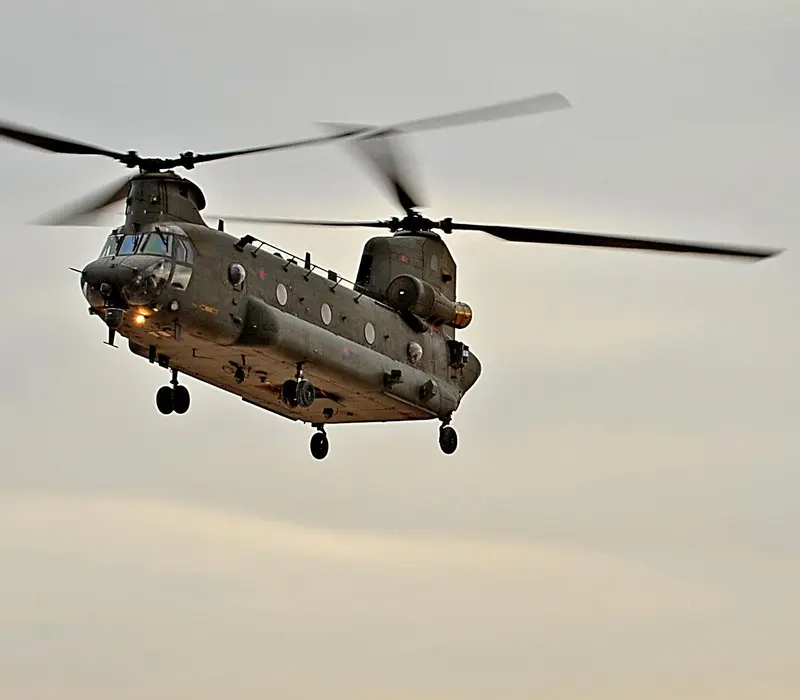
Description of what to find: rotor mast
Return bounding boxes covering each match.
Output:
[123,171,208,228]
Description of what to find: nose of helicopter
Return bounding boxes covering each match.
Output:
[81,257,138,294]
[81,255,173,312]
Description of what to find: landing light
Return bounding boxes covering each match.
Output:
[134,314,146,325]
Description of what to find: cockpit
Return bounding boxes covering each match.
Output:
[82,224,198,311]
[95,224,197,295]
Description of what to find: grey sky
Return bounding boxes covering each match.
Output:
[1,1,798,698]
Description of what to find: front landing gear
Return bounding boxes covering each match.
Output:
[310,425,329,460]
[282,364,316,409]
[438,422,458,455]
[283,378,316,408]
[156,369,190,415]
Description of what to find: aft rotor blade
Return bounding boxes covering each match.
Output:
[367,91,571,137]
[451,222,783,260]
[314,93,570,216]
[0,120,129,160]
[320,122,423,215]
[35,175,133,226]
[220,215,388,229]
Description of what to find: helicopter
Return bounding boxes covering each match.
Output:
[0,93,783,460]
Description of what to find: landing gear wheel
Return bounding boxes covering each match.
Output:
[310,431,329,460]
[439,425,458,455]
[282,379,299,408]
[157,369,190,416]
[156,386,174,415]
[296,379,316,408]
[172,385,190,414]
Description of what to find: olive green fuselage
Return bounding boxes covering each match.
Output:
[81,172,481,427]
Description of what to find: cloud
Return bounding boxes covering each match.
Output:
[0,491,712,619]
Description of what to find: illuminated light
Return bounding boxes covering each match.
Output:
[451,302,473,329]
[134,314,146,325]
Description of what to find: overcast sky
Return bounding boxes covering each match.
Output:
[1,1,798,698]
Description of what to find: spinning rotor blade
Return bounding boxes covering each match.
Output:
[35,175,133,226]
[318,91,571,215]
[356,91,572,138]
[1,91,570,177]
[446,222,782,260]
[0,120,129,159]
[0,118,367,172]
[220,215,387,229]
[213,91,779,263]
[321,123,423,214]
[185,131,366,167]
[0,119,366,224]
[219,213,782,261]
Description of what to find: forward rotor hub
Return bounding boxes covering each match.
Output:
[386,214,454,234]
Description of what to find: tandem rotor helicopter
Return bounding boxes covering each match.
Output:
[0,92,783,459]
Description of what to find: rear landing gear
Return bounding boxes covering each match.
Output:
[438,423,458,455]
[173,385,190,414]
[156,386,174,414]
[310,426,329,460]
[156,369,191,415]
[297,379,316,407]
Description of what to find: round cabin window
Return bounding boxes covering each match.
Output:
[321,302,332,325]
[364,322,376,345]
[228,262,246,287]
[407,341,423,364]
[276,282,288,306]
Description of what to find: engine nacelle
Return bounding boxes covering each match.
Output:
[385,274,473,329]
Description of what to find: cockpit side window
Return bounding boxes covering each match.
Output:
[99,234,122,257]
[175,236,194,264]
[182,237,196,264]
[168,236,196,291]
[175,237,186,262]
[170,265,192,290]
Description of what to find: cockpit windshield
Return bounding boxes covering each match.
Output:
[98,228,195,263]
[140,232,171,255]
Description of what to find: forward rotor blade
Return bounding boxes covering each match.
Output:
[219,215,388,229]
[2,91,570,174]
[186,129,368,167]
[0,118,369,171]
[0,120,129,160]
[367,91,571,137]
[450,222,783,260]
[35,175,133,226]
[320,122,423,215]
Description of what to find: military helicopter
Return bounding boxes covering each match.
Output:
[0,93,783,460]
